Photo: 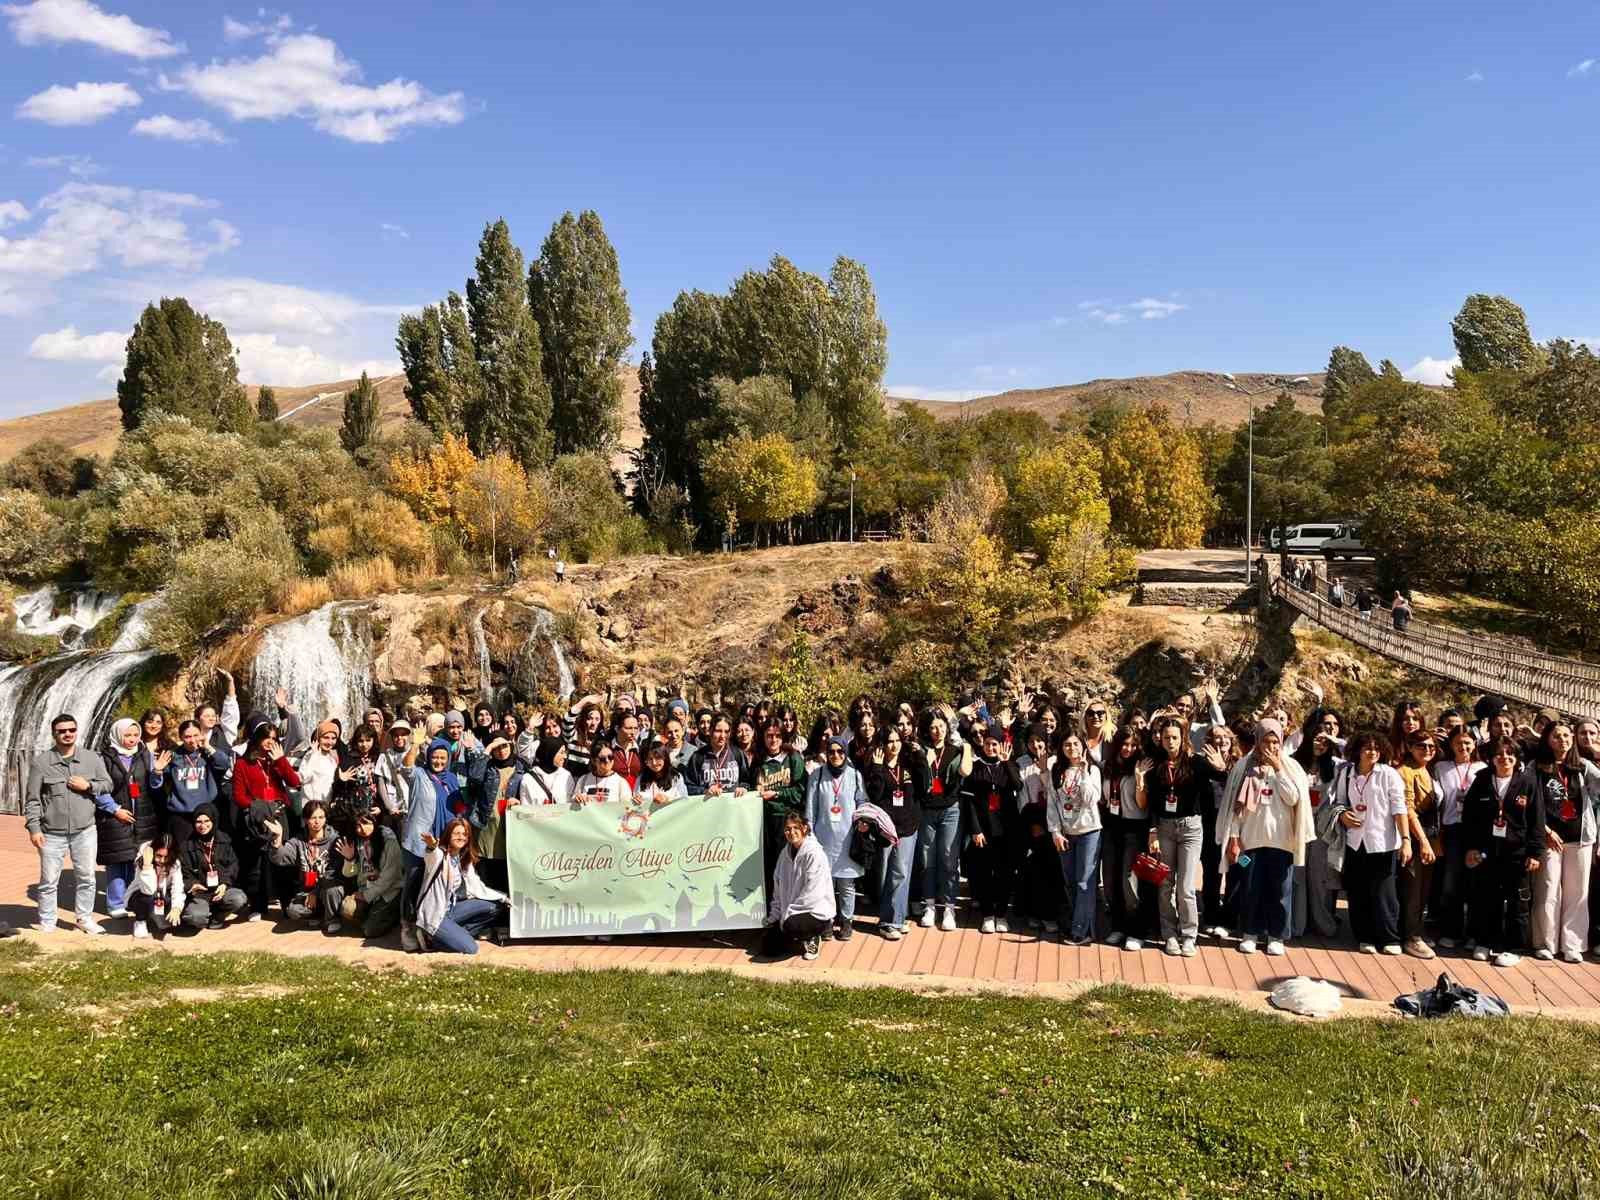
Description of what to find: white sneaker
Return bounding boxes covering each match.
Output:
[1211,925,1229,941]
[1381,943,1402,956]
[1493,951,1520,968]
[1105,931,1126,947]
[994,916,1010,934]
[1123,937,1143,952]
[918,907,935,929]
[1239,938,1258,955]
[1471,947,1490,962]
[939,908,957,933]
[1164,937,1181,956]
[1180,939,1197,957]
[37,922,57,934]
[980,916,996,934]
[78,920,105,936]
[400,924,420,952]
[1359,943,1377,955]
[1560,950,1582,964]
[1534,948,1554,961]
[1266,940,1286,957]
[131,920,150,939]
[246,913,263,923]
[107,907,129,919]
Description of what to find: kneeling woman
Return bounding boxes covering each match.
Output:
[267,799,338,931]
[126,836,185,939]
[416,817,508,954]
[765,811,836,960]
[328,809,404,938]
[1218,719,1313,956]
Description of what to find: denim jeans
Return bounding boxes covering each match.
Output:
[878,833,918,929]
[1058,829,1102,940]
[37,827,98,928]
[104,861,136,913]
[918,806,961,910]
[429,897,501,954]
[833,877,857,926]
[1243,846,1294,942]
[1156,816,1203,941]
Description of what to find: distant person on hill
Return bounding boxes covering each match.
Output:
[555,558,566,585]
[24,712,115,934]
[1390,591,1413,633]
[1356,587,1374,621]
[1328,577,1346,608]
[764,811,836,961]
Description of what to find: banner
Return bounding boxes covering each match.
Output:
[505,795,767,939]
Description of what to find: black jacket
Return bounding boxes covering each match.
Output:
[1461,767,1544,859]
[865,754,928,838]
[97,746,165,865]
[179,828,241,891]
[961,756,1022,842]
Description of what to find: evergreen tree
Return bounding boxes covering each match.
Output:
[528,210,633,455]
[396,304,459,434]
[116,297,252,433]
[1217,392,1333,540]
[1321,345,1375,437]
[1452,293,1540,375]
[823,256,888,442]
[465,219,552,467]
[256,385,278,423]
[641,289,731,517]
[340,371,379,455]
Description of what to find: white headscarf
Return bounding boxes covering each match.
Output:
[109,717,140,757]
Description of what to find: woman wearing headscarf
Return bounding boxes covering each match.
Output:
[176,803,248,930]
[518,736,577,806]
[294,720,342,819]
[399,737,459,952]
[1217,719,1313,955]
[97,716,169,918]
[231,720,302,920]
[804,736,867,940]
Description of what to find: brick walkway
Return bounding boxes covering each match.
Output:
[6,816,1599,1017]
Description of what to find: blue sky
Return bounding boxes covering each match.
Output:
[3,0,1600,418]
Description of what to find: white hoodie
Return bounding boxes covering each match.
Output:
[768,835,836,926]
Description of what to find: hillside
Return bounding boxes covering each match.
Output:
[0,365,1312,468]
[895,370,1325,428]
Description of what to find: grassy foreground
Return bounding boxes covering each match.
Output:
[1,943,1598,1200]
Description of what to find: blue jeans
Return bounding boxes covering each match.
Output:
[833,877,856,926]
[1244,847,1295,942]
[1058,829,1102,940]
[37,827,98,928]
[105,861,136,913]
[918,806,961,910]
[878,833,919,929]
[429,897,500,954]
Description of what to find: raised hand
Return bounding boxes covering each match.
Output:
[335,838,355,859]
[154,750,173,771]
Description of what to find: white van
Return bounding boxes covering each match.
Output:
[1268,523,1341,553]
[1319,523,1366,560]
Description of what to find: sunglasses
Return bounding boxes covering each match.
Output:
[54,727,78,735]
[595,754,614,763]
[1087,709,1106,717]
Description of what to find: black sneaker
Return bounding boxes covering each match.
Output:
[207,918,225,930]
[837,922,854,942]
[802,936,820,961]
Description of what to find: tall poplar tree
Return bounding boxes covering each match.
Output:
[340,371,380,454]
[465,219,552,467]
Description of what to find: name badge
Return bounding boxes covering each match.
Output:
[891,790,904,807]
[205,870,219,888]
[1492,819,1508,839]
[1164,797,1177,813]
[1108,794,1121,814]
[184,777,200,792]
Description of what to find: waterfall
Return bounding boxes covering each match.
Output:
[0,648,158,814]
[526,607,575,702]
[248,602,373,733]
[12,584,122,648]
[471,606,493,701]
[108,596,160,653]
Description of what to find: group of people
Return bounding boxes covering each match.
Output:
[21,672,1600,969]
[1287,559,1413,632]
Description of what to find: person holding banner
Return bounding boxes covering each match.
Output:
[519,737,576,807]
[688,716,749,798]
[576,743,635,805]
[751,720,807,894]
[766,811,836,961]
[806,736,867,940]
[637,741,688,805]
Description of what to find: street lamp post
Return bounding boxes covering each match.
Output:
[1220,374,1309,585]
[849,470,857,543]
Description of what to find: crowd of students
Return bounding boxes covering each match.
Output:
[20,675,1600,969]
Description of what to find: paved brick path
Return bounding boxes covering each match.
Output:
[6,816,1598,1017]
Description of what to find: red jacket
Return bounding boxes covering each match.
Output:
[232,754,302,810]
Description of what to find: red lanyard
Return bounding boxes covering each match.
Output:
[1455,763,1471,793]
[830,774,844,801]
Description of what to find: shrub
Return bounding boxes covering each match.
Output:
[308,495,431,570]
[150,514,301,649]
[328,555,399,598]
[3,438,97,497]
[274,577,334,616]
[0,489,73,582]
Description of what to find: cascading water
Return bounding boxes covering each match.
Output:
[0,648,158,814]
[525,606,575,702]
[12,584,122,648]
[108,596,159,653]
[248,602,374,733]
[471,606,493,701]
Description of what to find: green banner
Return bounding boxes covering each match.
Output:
[505,795,767,939]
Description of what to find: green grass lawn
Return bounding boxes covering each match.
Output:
[2,942,1598,1200]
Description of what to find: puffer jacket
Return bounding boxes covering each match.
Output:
[97,745,165,865]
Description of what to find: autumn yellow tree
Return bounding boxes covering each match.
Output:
[1097,404,1212,548]
[460,451,551,572]
[386,431,478,527]
[308,495,432,569]
[702,432,819,545]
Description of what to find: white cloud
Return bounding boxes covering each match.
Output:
[1570,58,1595,77]
[1465,70,1484,83]
[222,10,291,41]
[17,80,141,125]
[3,0,181,59]
[0,200,28,227]
[884,385,985,404]
[180,276,409,337]
[1403,355,1459,386]
[379,221,409,240]
[1130,297,1186,320]
[0,182,237,281]
[231,332,398,386]
[163,31,467,143]
[1083,307,1127,325]
[27,153,102,177]
[131,114,229,143]
[28,324,124,361]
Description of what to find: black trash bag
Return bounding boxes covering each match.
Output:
[1394,972,1510,1018]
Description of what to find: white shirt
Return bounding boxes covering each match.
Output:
[1339,763,1407,852]
[575,773,633,805]
[519,766,575,806]
[1431,759,1484,828]
[1015,754,1051,814]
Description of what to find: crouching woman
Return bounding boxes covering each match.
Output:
[177,803,248,930]
[764,811,837,961]
[126,836,184,939]
[415,817,507,954]
[326,809,404,938]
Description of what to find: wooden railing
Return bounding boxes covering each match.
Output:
[1269,575,1600,715]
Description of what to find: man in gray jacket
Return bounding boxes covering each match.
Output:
[24,712,115,933]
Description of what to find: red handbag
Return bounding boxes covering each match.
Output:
[1132,852,1171,886]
